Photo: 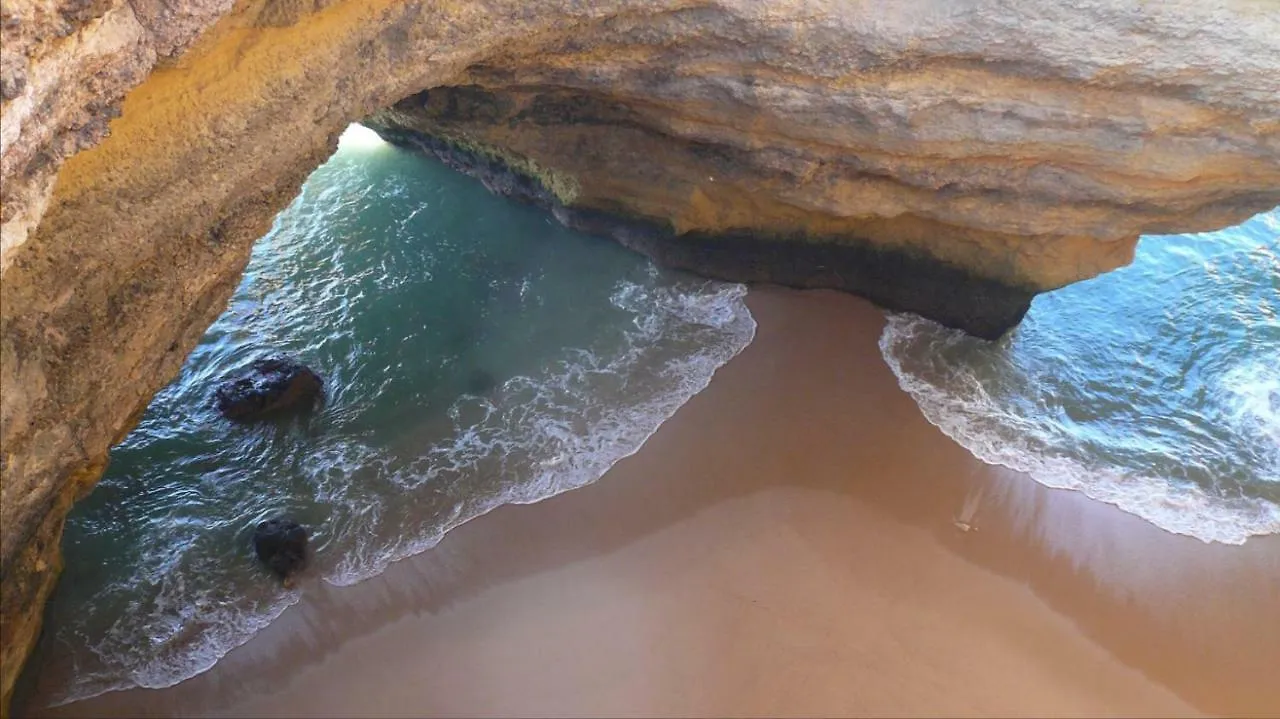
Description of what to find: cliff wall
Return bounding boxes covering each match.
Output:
[2,1,1278,710]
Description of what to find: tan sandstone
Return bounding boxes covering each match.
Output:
[2,1,1279,712]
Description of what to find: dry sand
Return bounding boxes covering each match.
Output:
[26,288,1280,717]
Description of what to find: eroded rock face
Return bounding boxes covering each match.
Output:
[0,0,235,268]
[2,0,1278,708]
[368,93,1051,337]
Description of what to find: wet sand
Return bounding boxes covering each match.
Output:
[26,288,1280,717]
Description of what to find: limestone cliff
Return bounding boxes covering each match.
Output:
[2,0,1279,711]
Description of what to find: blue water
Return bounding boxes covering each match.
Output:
[882,209,1280,543]
[38,125,755,704]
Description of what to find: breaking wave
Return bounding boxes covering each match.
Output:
[38,126,754,705]
[880,209,1280,544]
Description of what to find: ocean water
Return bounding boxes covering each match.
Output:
[882,209,1280,544]
[38,125,755,705]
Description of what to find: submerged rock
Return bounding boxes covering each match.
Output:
[252,517,309,583]
[214,355,324,420]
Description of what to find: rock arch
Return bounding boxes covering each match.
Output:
[2,0,1278,707]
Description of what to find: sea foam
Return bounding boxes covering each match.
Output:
[49,280,753,707]
[879,312,1280,545]
[879,209,1280,544]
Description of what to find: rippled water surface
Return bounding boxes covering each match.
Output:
[40,125,755,704]
[882,209,1280,543]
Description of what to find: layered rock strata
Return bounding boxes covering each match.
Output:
[2,0,1279,710]
[368,89,1054,338]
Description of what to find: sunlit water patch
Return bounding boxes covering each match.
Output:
[39,125,755,704]
[881,209,1280,543]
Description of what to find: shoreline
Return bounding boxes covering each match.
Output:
[23,287,1280,717]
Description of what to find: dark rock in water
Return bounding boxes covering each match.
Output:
[253,517,309,583]
[215,354,323,420]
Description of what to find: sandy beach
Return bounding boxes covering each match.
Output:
[21,287,1280,718]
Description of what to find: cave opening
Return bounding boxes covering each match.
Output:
[4,1,1280,713]
[15,113,758,709]
[363,83,1042,341]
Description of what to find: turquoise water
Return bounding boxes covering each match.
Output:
[882,209,1280,543]
[39,125,755,704]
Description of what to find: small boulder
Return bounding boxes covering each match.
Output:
[253,517,308,584]
[215,354,323,420]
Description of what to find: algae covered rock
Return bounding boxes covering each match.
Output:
[214,355,324,421]
[252,517,309,583]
